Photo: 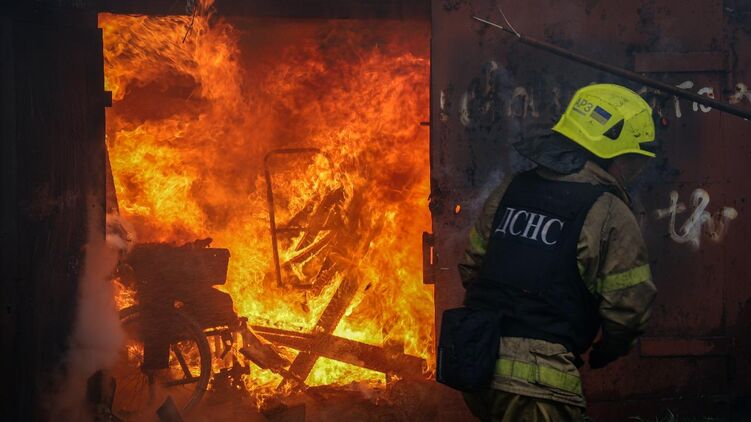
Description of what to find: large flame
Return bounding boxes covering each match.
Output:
[101,6,432,396]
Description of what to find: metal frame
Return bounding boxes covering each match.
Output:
[263,148,336,288]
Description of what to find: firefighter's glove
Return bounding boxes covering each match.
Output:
[588,344,619,369]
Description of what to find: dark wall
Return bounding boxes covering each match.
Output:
[95,0,430,19]
[0,5,106,420]
[431,0,751,420]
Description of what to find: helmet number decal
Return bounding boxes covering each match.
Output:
[572,98,593,115]
[573,97,612,125]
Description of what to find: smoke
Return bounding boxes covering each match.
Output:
[50,213,134,420]
[466,170,505,216]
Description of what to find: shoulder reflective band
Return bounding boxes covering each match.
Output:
[495,358,582,395]
[598,264,652,293]
[469,226,487,255]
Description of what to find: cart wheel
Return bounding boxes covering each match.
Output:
[111,306,211,419]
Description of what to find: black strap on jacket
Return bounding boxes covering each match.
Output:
[464,169,611,356]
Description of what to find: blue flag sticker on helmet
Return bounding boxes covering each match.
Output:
[591,106,612,124]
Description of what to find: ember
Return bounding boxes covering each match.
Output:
[100,0,432,414]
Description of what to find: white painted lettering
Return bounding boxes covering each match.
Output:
[541,219,565,245]
[509,210,529,236]
[674,81,694,118]
[496,207,516,235]
[694,87,715,113]
[522,212,546,240]
[654,189,738,249]
[730,83,751,105]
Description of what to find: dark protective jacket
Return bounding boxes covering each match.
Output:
[465,170,611,357]
[458,133,657,408]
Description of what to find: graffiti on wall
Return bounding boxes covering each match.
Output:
[639,80,717,118]
[729,82,751,105]
[654,189,738,249]
[451,60,751,126]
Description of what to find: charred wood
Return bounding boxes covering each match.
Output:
[253,329,426,381]
[277,277,359,390]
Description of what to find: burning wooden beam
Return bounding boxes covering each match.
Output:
[252,327,426,381]
[277,276,360,390]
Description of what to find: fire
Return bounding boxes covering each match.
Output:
[101,3,432,398]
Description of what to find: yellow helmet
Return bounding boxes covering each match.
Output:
[552,84,656,158]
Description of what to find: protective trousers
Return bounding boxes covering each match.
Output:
[463,390,583,422]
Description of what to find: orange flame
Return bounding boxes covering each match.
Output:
[101,8,433,395]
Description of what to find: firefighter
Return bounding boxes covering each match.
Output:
[459,84,658,421]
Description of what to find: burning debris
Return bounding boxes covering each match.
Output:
[110,236,428,417]
[99,4,432,419]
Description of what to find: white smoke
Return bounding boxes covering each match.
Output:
[50,212,134,420]
[466,170,505,216]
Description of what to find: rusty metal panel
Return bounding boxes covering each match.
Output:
[431,0,749,418]
[640,337,732,357]
[720,0,751,406]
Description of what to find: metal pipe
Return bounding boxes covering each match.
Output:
[473,16,751,121]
